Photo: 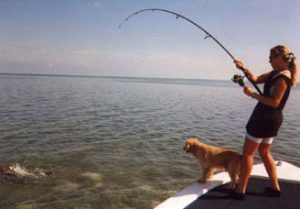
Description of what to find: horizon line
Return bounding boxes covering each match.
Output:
[0,72,229,82]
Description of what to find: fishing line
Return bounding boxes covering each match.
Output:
[119,8,262,95]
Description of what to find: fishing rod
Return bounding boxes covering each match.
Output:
[119,8,262,95]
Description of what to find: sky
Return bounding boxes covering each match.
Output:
[0,0,300,80]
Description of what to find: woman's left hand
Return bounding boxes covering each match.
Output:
[234,60,246,71]
[243,85,254,97]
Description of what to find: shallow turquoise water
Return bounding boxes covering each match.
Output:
[0,75,299,209]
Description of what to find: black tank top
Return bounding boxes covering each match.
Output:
[257,70,291,112]
[245,70,291,137]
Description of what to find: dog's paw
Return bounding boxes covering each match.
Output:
[227,181,238,190]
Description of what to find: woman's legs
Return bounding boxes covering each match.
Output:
[237,137,260,194]
[258,143,280,190]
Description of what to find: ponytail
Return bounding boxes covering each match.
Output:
[270,45,298,87]
[289,55,298,87]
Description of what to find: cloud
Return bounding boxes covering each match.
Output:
[93,0,102,8]
[0,46,99,70]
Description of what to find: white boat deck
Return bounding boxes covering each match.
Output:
[154,161,300,209]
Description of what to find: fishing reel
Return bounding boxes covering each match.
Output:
[231,74,245,87]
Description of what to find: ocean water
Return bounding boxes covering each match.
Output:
[0,75,299,209]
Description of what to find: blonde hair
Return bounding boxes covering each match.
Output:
[270,45,298,87]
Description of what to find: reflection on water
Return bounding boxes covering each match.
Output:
[0,75,299,209]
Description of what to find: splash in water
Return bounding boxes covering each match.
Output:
[0,163,52,179]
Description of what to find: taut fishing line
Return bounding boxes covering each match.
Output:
[119,8,262,95]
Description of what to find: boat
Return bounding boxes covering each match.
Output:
[154,161,300,209]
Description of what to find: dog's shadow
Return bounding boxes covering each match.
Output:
[199,187,233,200]
[198,186,262,200]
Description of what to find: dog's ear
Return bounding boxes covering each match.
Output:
[184,139,199,154]
[184,139,196,152]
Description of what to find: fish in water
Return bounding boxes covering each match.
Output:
[0,163,52,180]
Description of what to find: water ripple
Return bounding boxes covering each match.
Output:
[0,76,299,209]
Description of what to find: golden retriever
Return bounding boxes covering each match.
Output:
[183,137,242,189]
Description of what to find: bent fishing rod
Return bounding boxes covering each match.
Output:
[119,8,262,95]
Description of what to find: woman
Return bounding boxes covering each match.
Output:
[233,45,298,200]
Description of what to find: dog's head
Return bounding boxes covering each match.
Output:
[183,138,203,154]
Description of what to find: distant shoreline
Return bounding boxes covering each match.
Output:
[2,73,297,88]
[0,72,228,82]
